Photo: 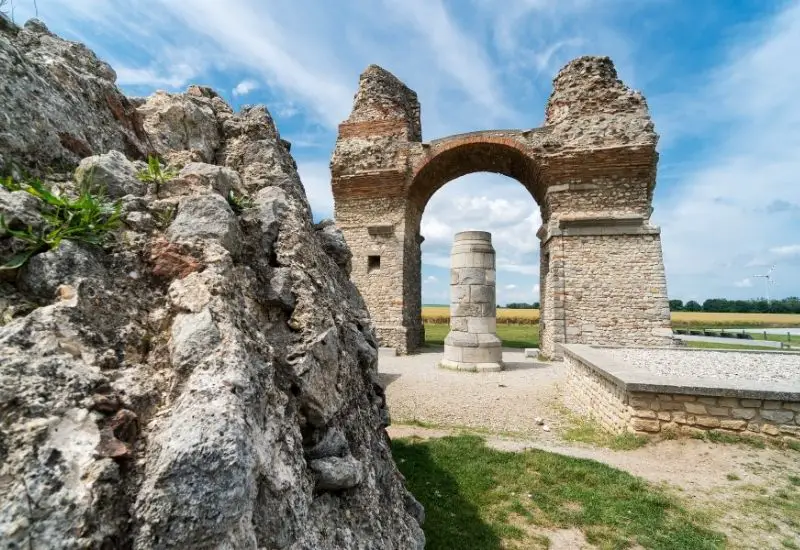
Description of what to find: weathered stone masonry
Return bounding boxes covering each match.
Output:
[563,345,800,441]
[440,231,503,372]
[331,57,672,358]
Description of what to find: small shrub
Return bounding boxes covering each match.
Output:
[136,155,177,196]
[0,176,121,269]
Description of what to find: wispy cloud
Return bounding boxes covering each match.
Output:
[655,1,800,299]
[771,244,800,257]
[232,79,259,97]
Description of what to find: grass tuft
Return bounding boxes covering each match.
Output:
[562,418,650,451]
[136,155,177,196]
[1,175,121,269]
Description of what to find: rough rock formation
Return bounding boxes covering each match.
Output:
[0,18,424,550]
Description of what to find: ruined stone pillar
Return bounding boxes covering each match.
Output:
[439,231,503,372]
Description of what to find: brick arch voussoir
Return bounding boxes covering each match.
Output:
[408,135,543,211]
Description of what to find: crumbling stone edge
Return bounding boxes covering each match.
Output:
[561,344,800,440]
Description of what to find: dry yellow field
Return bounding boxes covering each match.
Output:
[422,306,539,324]
[421,307,800,327]
[670,311,800,327]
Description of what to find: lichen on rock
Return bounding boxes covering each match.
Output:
[0,16,424,550]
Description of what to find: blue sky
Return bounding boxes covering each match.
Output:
[11,0,800,305]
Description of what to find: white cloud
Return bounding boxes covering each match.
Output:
[533,284,540,295]
[654,1,800,299]
[734,278,753,288]
[382,0,513,124]
[504,284,517,290]
[770,244,800,257]
[114,62,199,88]
[232,79,259,96]
[425,275,438,283]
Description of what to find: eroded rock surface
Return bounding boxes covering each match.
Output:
[0,16,424,550]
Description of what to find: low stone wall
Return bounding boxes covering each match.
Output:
[563,344,800,440]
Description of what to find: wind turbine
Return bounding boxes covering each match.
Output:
[752,264,776,305]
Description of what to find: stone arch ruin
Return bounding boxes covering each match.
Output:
[331,56,672,359]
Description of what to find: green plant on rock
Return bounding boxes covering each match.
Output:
[153,204,177,230]
[0,176,122,270]
[1,175,21,191]
[136,155,177,196]
[226,189,255,214]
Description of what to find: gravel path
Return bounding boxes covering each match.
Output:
[605,348,800,384]
[378,347,565,436]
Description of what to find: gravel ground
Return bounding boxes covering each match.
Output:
[605,348,800,384]
[378,347,565,436]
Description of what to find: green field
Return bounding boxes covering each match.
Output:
[423,323,784,351]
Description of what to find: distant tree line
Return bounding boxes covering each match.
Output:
[669,297,800,314]
[505,302,540,309]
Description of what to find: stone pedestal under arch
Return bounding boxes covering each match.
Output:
[330,57,672,359]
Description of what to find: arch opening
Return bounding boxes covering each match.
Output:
[405,164,544,352]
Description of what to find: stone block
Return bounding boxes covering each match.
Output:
[467,317,496,334]
[762,400,781,409]
[782,402,800,412]
[632,409,657,419]
[707,407,730,417]
[442,345,462,362]
[476,333,502,346]
[740,399,762,407]
[672,412,688,424]
[760,409,794,424]
[718,397,738,408]
[657,412,671,421]
[720,420,747,431]
[695,416,720,428]
[485,269,496,284]
[469,285,494,304]
[629,396,651,409]
[674,395,696,402]
[779,425,799,436]
[462,346,502,364]
[451,303,482,317]
[680,425,705,436]
[762,424,780,436]
[445,331,478,348]
[451,286,469,303]
[458,268,486,285]
[659,402,684,411]
[731,408,756,420]
[684,403,707,415]
[697,397,717,405]
[630,418,660,432]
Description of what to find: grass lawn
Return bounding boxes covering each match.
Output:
[392,434,725,550]
[424,323,539,348]
[424,323,780,351]
[421,308,800,329]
